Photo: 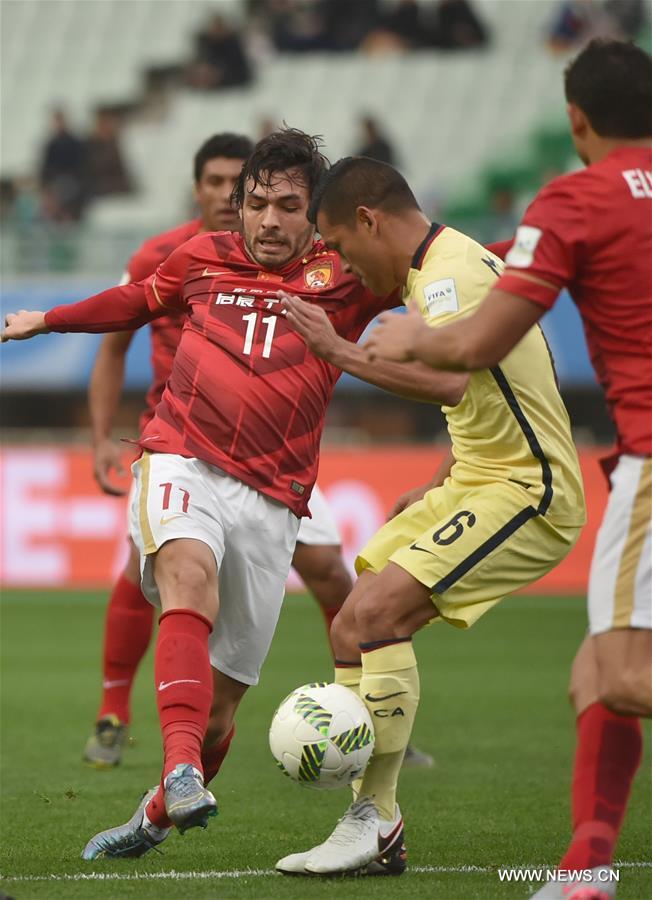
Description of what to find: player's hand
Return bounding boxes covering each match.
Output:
[279,291,340,360]
[93,438,128,496]
[364,300,424,363]
[1,310,48,343]
[387,483,430,520]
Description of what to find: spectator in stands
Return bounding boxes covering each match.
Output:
[186,12,252,88]
[546,0,644,52]
[250,0,379,53]
[354,116,397,166]
[38,108,85,221]
[83,110,134,201]
[427,0,489,50]
[604,0,648,38]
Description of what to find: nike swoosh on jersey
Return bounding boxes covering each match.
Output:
[202,267,232,278]
[160,514,185,525]
[364,691,408,703]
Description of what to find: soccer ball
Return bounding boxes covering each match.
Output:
[269,682,375,790]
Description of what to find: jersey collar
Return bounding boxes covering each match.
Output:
[411,222,444,271]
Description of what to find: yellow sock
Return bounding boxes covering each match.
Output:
[357,640,419,820]
[334,664,364,799]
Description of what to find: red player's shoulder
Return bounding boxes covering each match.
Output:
[128,219,203,280]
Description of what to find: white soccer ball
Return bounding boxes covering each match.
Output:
[269,681,375,790]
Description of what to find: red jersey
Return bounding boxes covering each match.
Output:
[123,219,201,432]
[47,232,395,515]
[496,146,652,457]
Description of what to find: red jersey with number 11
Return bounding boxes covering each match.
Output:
[136,231,394,515]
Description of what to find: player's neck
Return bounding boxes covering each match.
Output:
[392,212,433,287]
[587,135,652,165]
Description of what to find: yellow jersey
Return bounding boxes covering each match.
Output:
[405,223,586,526]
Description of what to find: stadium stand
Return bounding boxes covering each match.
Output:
[2,0,568,238]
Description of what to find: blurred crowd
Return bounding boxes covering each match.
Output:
[547,0,648,51]
[1,108,134,226]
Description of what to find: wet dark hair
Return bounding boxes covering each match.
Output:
[232,127,329,209]
[308,156,420,226]
[564,39,652,138]
[193,133,254,182]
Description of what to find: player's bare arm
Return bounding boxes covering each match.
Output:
[89,331,135,496]
[281,291,468,405]
[366,288,545,371]
[387,445,455,520]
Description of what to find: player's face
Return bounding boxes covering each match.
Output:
[241,170,315,269]
[195,157,245,232]
[317,211,394,296]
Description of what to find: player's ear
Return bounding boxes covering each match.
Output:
[356,206,378,236]
[567,103,588,141]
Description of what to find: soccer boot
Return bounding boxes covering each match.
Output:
[83,715,128,768]
[276,800,405,876]
[531,866,617,899]
[402,743,435,769]
[81,788,171,860]
[163,763,217,834]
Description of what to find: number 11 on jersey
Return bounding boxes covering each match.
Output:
[241,312,277,358]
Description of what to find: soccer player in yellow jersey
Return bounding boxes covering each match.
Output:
[276,156,586,877]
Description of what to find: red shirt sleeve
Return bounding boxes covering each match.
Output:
[485,239,513,260]
[44,282,160,333]
[495,177,587,310]
[142,236,197,314]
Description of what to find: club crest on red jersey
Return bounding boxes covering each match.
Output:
[304,259,334,290]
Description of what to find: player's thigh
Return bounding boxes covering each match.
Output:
[587,455,652,636]
[292,542,352,606]
[355,484,452,578]
[130,452,250,624]
[593,628,652,716]
[209,487,300,687]
[354,561,438,641]
[387,482,580,628]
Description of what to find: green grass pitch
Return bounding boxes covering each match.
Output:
[1,590,650,899]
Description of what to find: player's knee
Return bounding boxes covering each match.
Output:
[330,603,358,654]
[354,590,402,641]
[599,670,652,717]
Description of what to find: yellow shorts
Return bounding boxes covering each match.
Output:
[356,479,581,628]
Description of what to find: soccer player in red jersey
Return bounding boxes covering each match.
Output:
[2,129,453,859]
[83,132,253,767]
[82,132,390,772]
[365,40,652,898]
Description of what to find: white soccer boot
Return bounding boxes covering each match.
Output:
[531,866,617,899]
[276,799,405,876]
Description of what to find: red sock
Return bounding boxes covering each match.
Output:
[97,574,154,724]
[155,609,213,781]
[146,725,236,828]
[559,702,642,873]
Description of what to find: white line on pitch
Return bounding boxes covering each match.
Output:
[2,861,651,883]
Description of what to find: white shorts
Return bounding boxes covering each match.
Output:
[588,455,652,635]
[129,452,300,685]
[297,483,341,546]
